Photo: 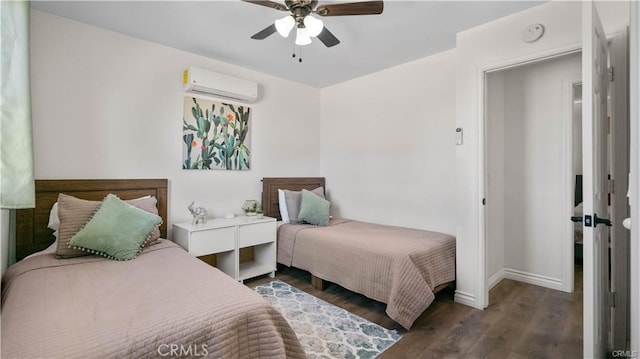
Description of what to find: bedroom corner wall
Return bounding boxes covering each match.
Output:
[29,10,321,232]
[319,49,457,235]
[455,1,629,309]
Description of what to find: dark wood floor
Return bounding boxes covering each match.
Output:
[246,264,583,359]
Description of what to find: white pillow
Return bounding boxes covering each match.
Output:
[278,189,290,223]
[48,202,60,233]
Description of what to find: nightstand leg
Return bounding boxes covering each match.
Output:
[269,271,275,278]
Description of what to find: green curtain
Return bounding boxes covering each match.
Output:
[1,0,34,209]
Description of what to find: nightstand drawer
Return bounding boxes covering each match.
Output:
[238,221,275,248]
[189,227,235,256]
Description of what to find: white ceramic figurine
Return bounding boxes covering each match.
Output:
[188,201,207,225]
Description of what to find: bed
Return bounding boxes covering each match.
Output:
[262,177,456,329]
[2,179,304,359]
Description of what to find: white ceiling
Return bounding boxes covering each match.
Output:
[31,0,543,88]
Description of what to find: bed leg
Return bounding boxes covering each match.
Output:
[311,275,327,291]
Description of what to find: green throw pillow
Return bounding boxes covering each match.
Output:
[298,189,330,226]
[68,194,162,261]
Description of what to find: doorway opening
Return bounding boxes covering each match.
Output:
[484,52,581,295]
[482,28,630,354]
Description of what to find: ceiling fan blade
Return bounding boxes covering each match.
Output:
[242,0,287,11]
[315,1,383,16]
[317,27,340,47]
[251,24,278,40]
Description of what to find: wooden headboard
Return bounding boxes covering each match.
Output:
[261,177,325,220]
[15,179,168,261]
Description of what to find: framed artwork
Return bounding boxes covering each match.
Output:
[182,97,251,170]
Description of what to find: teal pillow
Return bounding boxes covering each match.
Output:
[298,189,330,226]
[68,194,162,261]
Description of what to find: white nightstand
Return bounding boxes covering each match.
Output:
[173,216,276,282]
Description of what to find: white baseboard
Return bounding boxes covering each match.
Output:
[503,268,564,291]
[459,269,563,310]
[454,290,479,308]
[488,269,505,290]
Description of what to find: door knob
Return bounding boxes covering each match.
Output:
[570,214,611,227]
[594,213,612,227]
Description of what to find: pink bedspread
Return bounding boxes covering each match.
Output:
[278,219,456,329]
[2,240,304,358]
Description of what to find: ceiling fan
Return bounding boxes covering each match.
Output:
[243,0,384,48]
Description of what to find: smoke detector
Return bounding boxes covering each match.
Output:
[522,24,545,43]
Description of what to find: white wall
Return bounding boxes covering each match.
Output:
[485,71,505,287]
[455,1,628,308]
[487,54,581,290]
[29,10,321,230]
[503,54,580,281]
[320,49,457,235]
[573,85,583,177]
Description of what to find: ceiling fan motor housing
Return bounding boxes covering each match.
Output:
[285,0,318,11]
[285,0,317,26]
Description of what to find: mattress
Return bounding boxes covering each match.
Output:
[1,240,304,358]
[277,218,456,329]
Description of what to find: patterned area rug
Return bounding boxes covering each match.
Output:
[255,280,401,359]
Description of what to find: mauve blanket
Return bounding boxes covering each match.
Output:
[278,219,455,329]
[2,240,304,359]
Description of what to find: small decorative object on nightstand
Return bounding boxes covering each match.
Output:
[188,201,207,225]
[242,200,258,216]
[256,207,264,218]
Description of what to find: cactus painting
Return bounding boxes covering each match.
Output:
[182,97,251,170]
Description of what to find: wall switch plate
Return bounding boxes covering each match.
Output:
[456,127,463,145]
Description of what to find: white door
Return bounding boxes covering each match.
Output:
[582,2,611,357]
[609,29,630,351]
[631,1,640,351]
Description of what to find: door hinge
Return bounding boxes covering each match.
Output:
[609,178,615,194]
[608,66,615,82]
[609,292,616,307]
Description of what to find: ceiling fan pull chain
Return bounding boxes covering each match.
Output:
[291,46,302,63]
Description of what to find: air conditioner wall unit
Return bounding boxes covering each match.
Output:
[183,66,258,103]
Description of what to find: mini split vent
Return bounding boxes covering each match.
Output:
[183,66,259,103]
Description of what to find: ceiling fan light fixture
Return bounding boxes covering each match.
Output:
[274,15,295,37]
[303,15,324,37]
[295,27,312,46]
